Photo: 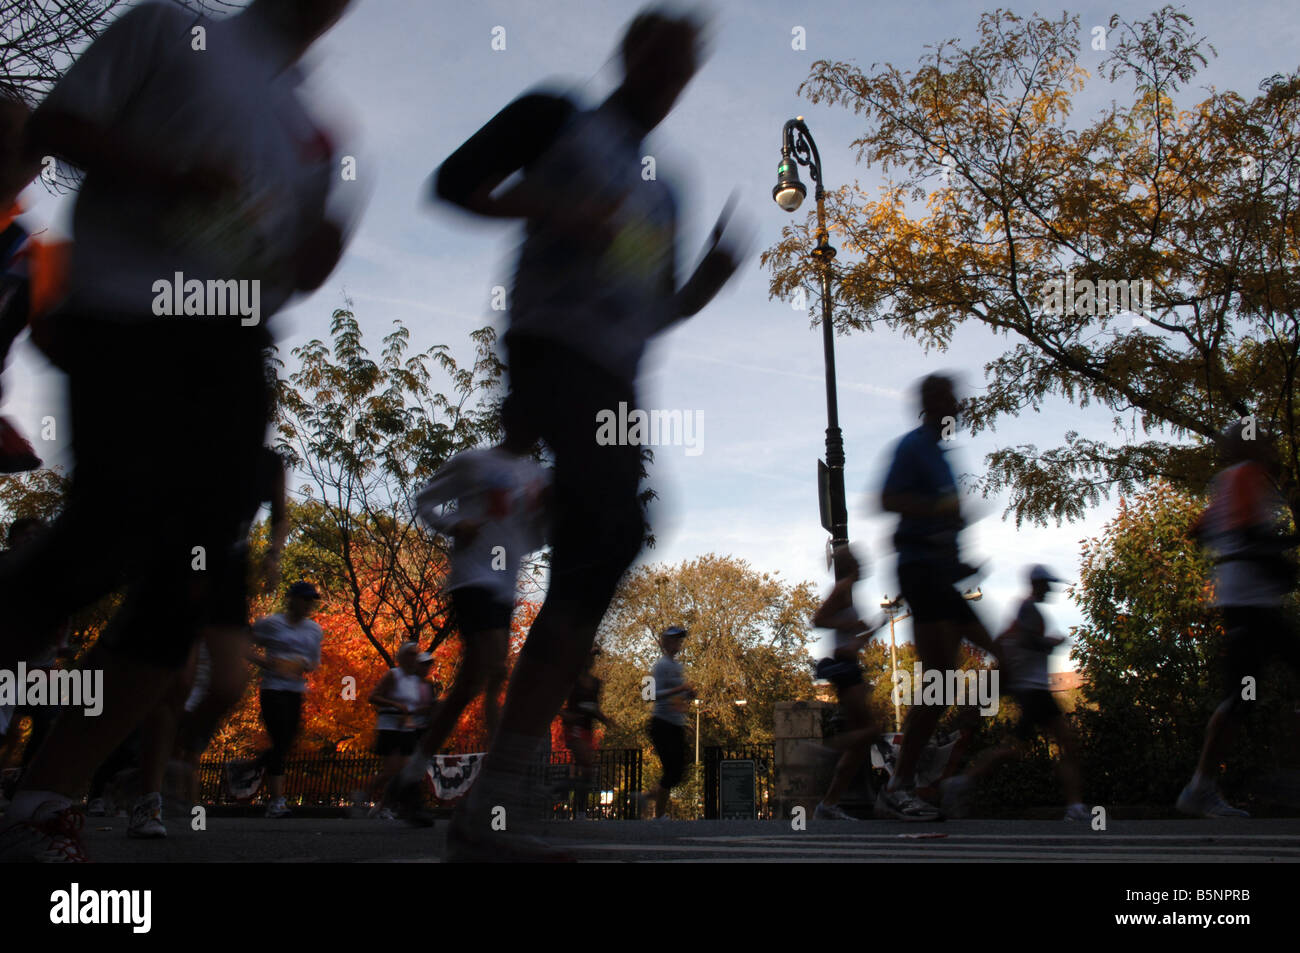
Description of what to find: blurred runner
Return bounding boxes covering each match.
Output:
[1178,423,1300,818]
[226,582,324,819]
[939,565,1087,820]
[365,642,429,820]
[877,374,1000,821]
[641,626,694,820]
[431,5,744,861]
[0,0,354,862]
[388,443,548,825]
[811,546,886,820]
[561,646,611,819]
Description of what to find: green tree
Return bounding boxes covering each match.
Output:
[274,303,504,665]
[763,6,1300,525]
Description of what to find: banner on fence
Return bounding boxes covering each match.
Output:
[426,753,486,801]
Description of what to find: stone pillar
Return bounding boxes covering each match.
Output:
[773,700,836,821]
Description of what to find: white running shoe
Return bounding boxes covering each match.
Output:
[874,785,942,821]
[813,802,857,821]
[1063,803,1092,822]
[265,797,292,819]
[127,793,167,839]
[85,797,109,818]
[1176,783,1250,818]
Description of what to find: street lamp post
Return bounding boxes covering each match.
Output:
[773,117,847,549]
[694,698,702,764]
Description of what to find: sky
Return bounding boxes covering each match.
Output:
[9,0,1299,669]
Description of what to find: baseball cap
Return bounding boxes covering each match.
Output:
[662,626,687,639]
[288,581,320,600]
[417,651,435,663]
[1028,565,1062,584]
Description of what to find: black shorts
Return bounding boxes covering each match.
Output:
[1220,606,1300,711]
[0,315,269,670]
[502,333,643,619]
[898,560,981,628]
[816,656,865,691]
[1012,689,1062,741]
[209,543,252,629]
[451,586,514,635]
[374,729,417,757]
[649,717,687,790]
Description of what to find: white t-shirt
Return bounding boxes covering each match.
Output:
[376,668,425,732]
[37,3,334,320]
[651,654,688,727]
[415,448,550,602]
[253,612,323,693]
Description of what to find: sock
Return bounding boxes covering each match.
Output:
[7,789,73,822]
[1190,771,1208,791]
[1068,801,1085,812]
[886,776,912,793]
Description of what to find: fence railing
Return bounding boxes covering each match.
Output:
[198,748,644,819]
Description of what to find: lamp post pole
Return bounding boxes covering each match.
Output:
[774,117,846,549]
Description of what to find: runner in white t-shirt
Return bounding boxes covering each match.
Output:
[363,643,433,820]
[228,582,324,819]
[939,565,1087,820]
[388,442,550,825]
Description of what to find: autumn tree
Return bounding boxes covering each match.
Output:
[764,6,1300,525]
[596,555,819,753]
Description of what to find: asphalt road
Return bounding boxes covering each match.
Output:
[74,815,1300,863]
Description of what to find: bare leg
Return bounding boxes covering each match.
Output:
[19,646,173,799]
[822,684,880,807]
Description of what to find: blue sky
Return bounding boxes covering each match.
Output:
[9,0,1298,669]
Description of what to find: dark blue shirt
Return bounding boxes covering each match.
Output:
[881,425,963,565]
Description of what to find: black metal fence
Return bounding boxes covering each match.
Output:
[703,744,775,820]
[198,748,643,819]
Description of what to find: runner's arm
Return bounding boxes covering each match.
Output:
[431,93,575,221]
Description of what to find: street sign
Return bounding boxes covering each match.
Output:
[719,759,757,820]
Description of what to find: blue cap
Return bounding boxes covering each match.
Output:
[288,581,320,600]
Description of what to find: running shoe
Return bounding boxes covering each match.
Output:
[127,793,166,839]
[1176,783,1250,818]
[0,801,89,863]
[874,785,942,821]
[813,801,857,821]
[85,797,109,818]
[1063,803,1092,822]
[265,797,292,819]
[938,776,973,819]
